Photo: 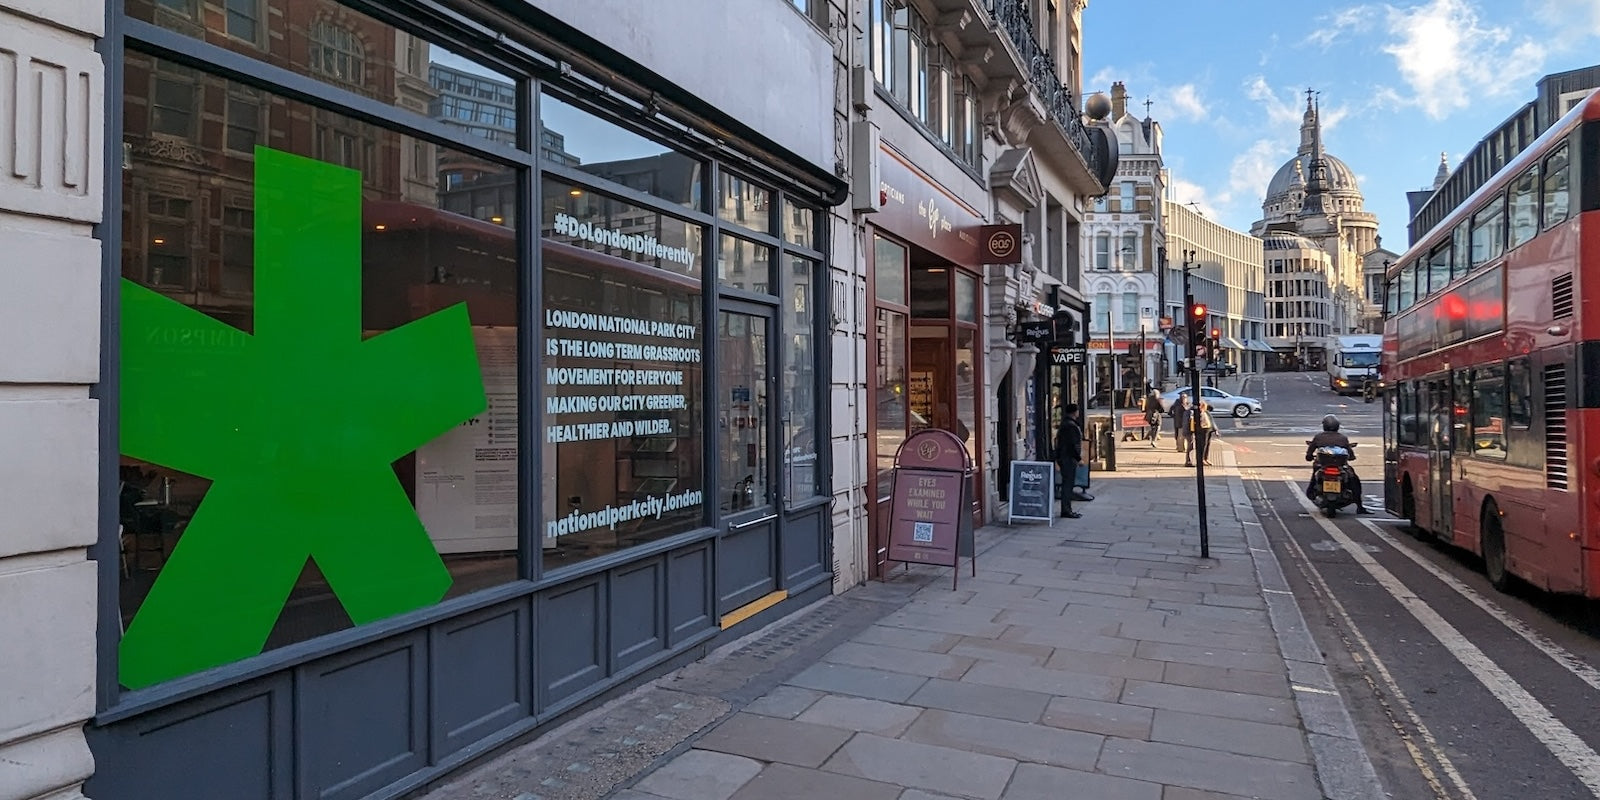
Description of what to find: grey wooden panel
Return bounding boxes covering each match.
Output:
[86,676,292,800]
[609,558,665,671]
[718,522,776,613]
[430,601,530,759]
[781,509,826,588]
[666,544,713,646]
[297,636,427,800]
[536,577,605,707]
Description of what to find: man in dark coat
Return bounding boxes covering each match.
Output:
[1170,392,1191,453]
[1054,403,1084,519]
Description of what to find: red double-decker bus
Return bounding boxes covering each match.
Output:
[1382,89,1600,595]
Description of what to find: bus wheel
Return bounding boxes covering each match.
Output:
[1482,500,1510,592]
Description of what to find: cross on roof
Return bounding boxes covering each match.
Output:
[1143,97,1153,116]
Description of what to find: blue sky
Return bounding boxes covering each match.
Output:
[1082,0,1600,251]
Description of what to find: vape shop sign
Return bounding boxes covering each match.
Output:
[886,429,975,588]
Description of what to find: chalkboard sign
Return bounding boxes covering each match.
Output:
[1007,461,1055,525]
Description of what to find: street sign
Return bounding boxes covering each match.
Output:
[1006,461,1055,525]
[1015,321,1053,344]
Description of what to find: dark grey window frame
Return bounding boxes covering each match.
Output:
[97,0,835,724]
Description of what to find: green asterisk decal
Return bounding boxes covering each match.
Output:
[119,148,487,689]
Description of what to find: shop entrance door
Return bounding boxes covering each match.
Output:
[716,303,779,614]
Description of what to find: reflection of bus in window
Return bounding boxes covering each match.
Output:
[1380,89,1599,596]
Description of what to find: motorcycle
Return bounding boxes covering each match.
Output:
[1306,442,1359,517]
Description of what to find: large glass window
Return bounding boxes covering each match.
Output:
[1121,292,1138,331]
[540,93,703,210]
[1094,234,1110,270]
[911,266,951,318]
[718,311,770,513]
[118,55,521,689]
[1120,233,1137,270]
[718,234,773,294]
[718,172,772,235]
[1544,144,1570,229]
[874,235,907,305]
[1471,364,1507,459]
[875,308,907,493]
[1398,262,1415,310]
[1426,242,1449,296]
[544,178,703,280]
[783,255,820,506]
[1450,223,1470,279]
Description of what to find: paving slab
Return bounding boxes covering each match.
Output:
[1160,662,1291,698]
[902,709,1103,770]
[1001,763,1162,800]
[1149,709,1310,762]
[786,662,928,703]
[822,733,1017,800]
[1040,695,1154,739]
[632,750,761,800]
[727,763,901,800]
[796,694,925,737]
[854,624,963,653]
[906,677,1051,723]
[960,661,1123,702]
[1097,738,1321,800]
[1120,680,1298,726]
[947,636,1054,667]
[743,685,823,719]
[693,712,853,768]
[823,641,977,680]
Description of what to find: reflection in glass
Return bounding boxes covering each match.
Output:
[874,236,906,305]
[543,178,704,280]
[956,328,976,459]
[718,172,772,234]
[875,308,906,494]
[542,243,706,571]
[784,203,817,249]
[955,273,977,323]
[910,266,950,318]
[539,92,703,209]
[719,312,770,514]
[719,234,772,293]
[1471,366,1506,458]
[118,55,520,681]
[783,256,820,506]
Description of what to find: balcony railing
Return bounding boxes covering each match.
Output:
[984,0,1101,178]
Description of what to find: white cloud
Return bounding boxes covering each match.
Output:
[1224,139,1290,209]
[1378,0,1545,120]
[1534,0,1600,48]
[1087,65,1120,94]
[1245,76,1306,130]
[1160,84,1209,121]
[1303,5,1379,49]
[1166,178,1221,220]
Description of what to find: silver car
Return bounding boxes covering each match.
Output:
[1159,386,1263,418]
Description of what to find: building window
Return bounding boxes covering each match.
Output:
[144,194,192,288]
[1121,292,1138,331]
[224,88,261,153]
[149,65,197,138]
[1094,291,1111,331]
[224,0,259,43]
[1120,233,1137,270]
[1094,233,1110,270]
[1119,181,1135,210]
[309,20,366,87]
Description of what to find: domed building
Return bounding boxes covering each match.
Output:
[1252,93,1380,364]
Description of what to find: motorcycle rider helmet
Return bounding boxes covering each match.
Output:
[1322,414,1340,432]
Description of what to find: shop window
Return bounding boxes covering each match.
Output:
[1470,194,1505,269]
[541,219,706,570]
[783,202,817,249]
[540,92,703,210]
[874,308,908,494]
[718,172,772,235]
[719,234,773,294]
[783,255,821,506]
[955,272,977,324]
[1543,144,1570,229]
[874,236,907,305]
[910,267,950,318]
[955,328,977,461]
[117,58,521,689]
[718,311,770,513]
[544,178,703,280]
[309,20,365,86]
[1507,163,1539,249]
[224,0,260,44]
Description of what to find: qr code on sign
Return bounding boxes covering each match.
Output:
[912,522,934,543]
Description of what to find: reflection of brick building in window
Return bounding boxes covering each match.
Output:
[121,0,437,327]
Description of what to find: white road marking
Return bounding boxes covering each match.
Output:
[1355,517,1600,694]
[1254,479,1472,799]
[1286,481,1600,796]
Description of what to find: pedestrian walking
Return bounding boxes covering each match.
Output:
[1170,392,1191,454]
[1054,403,1084,519]
[1188,401,1216,466]
[1143,388,1163,447]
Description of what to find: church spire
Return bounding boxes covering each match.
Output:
[1297,87,1319,155]
[1299,92,1332,223]
[1432,151,1450,190]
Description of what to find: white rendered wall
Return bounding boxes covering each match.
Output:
[0,1,103,798]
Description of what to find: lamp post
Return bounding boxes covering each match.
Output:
[1181,249,1210,558]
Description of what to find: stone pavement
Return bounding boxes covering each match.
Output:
[418,440,1384,800]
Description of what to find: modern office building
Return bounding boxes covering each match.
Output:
[1162,201,1269,375]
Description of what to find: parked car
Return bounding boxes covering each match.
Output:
[1159,386,1263,417]
[1201,361,1238,377]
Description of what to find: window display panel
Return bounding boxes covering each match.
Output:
[875,309,908,495]
[541,185,707,570]
[117,54,520,690]
[719,312,771,514]
[543,178,704,280]
[783,256,821,506]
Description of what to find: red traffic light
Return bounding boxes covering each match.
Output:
[1210,327,1220,338]
[1190,303,1207,319]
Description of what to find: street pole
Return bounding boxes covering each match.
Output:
[1181,250,1210,558]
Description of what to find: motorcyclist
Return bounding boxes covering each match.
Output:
[1306,415,1370,514]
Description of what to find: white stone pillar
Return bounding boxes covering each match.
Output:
[0,1,104,798]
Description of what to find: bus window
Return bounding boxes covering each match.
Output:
[1427,242,1450,294]
[1508,163,1539,249]
[1450,224,1470,280]
[1471,365,1507,459]
[1543,143,1570,229]
[1507,359,1532,429]
[1470,194,1505,269]
[1399,381,1419,446]
[1384,276,1397,316]
[1400,262,1416,310]
[1454,370,1472,455]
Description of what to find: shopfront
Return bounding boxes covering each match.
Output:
[90,1,840,797]
[866,145,987,578]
